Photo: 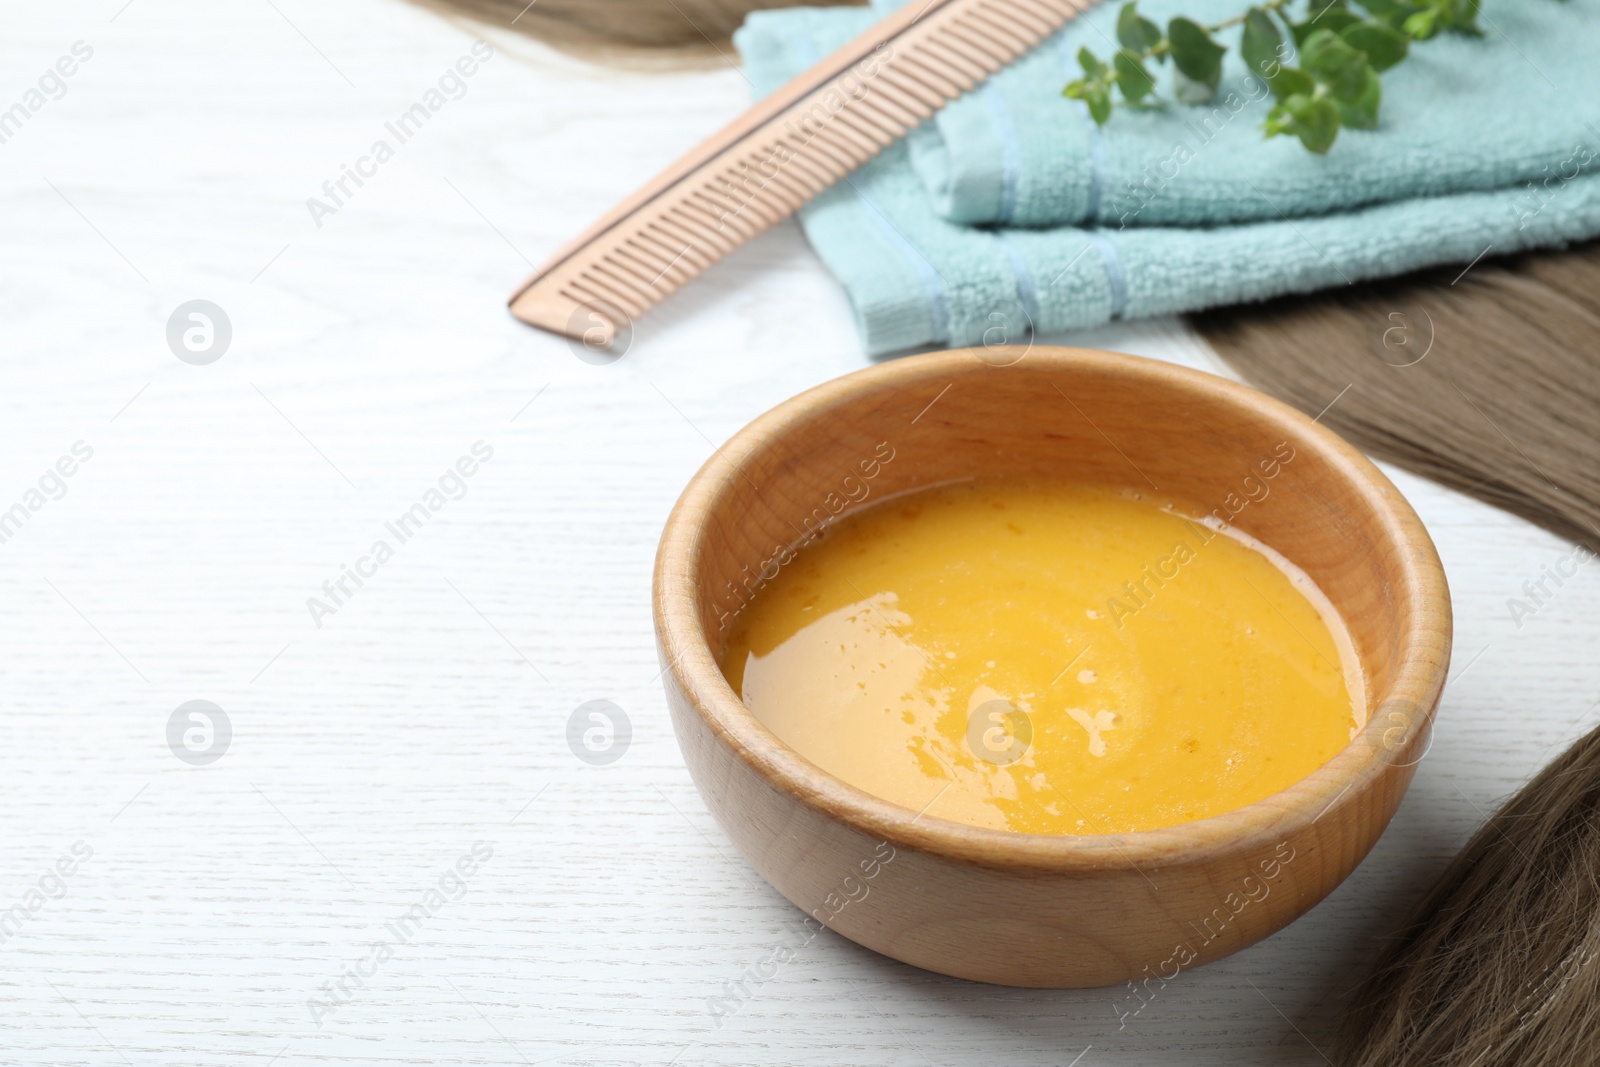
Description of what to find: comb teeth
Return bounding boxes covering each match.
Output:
[510,0,1094,346]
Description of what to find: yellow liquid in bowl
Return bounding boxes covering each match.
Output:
[721,480,1364,835]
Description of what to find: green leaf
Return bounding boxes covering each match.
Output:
[1356,0,1418,13]
[1289,9,1362,46]
[1268,65,1316,102]
[1116,2,1164,54]
[1087,83,1114,124]
[1241,8,1285,82]
[1301,27,1369,99]
[1444,0,1484,35]
[1114,51,1156,102]
[1333,61,1382,127]
[1342,19,1409,70]
[1065,70,1116,125]
[1402,8,1438,38]
[1077,46,1109,78]
[1306,0,1349,26]
[1168,18,1227,82]
[1266,93,1342,153]
[1355,0,1424,29]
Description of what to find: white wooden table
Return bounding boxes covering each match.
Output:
[3,3,1594,1064]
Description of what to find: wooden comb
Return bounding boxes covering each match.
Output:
[508,0,1094,345]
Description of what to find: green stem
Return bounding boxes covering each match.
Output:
[1207,0,1294,34]
[1075,0,1298,103]
[1133,0,1295,65]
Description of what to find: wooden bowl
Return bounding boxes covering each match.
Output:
[653,346,1451,988]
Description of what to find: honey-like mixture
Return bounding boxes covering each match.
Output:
[721,480,1364,835]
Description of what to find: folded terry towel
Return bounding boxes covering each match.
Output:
[734,2,1600,355]
[745,0,1600,229]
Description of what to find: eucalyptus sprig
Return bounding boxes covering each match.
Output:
[1064,0,1495,153]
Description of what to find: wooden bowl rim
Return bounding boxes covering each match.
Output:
[654,346,1451,872]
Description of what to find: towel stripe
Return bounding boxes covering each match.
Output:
[983,82,1022,225]
[1086,231,1128,319]
[995,233,1042,331]
[1084,117,1108,223]
[795,36,954,346]
[845,174,952,343]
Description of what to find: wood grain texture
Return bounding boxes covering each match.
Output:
[654,347,1450,987]
[0,2,1593,1064]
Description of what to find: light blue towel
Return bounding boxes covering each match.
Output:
[734,2,1600,355]
[904,0,1598,227]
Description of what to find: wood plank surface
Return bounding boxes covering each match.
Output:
[1,2,1592,1063]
